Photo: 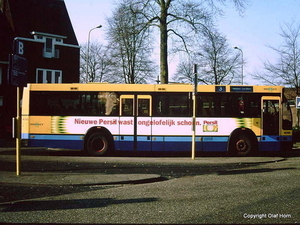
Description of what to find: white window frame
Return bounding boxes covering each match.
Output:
[36,68,62,83]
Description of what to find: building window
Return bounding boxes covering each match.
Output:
[54,71,61,83]
[43,37,60,58]
[44,38,54,58]
[31,32,65,59]
[45,38,53,52]
[36,69,62,83]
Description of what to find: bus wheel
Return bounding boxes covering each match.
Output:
[230,132,252,157]
[86,132,109,156]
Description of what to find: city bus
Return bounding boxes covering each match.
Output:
[21,83,293,156]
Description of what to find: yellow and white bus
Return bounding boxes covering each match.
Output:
[21,83,293,156]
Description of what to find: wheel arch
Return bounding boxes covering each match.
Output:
[228,128,258,155]
[84,126,115,152]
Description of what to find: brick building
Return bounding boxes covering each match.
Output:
[0,0,79,139]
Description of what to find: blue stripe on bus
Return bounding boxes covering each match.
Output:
[137,136,151,141]
[120,136,134,141]
[281,136,293,142]
[203,136,228,142]
[258,135,292,142]
[114,136,134,151]
[29,139,84,149]
[153,136,228,152]
[151,136,164,151]
[164,136,191,142]
[202,136,229,152]
[30,134,84,140]
[24,133,291,152]
[258,135,284,152]
[27,134,84,150]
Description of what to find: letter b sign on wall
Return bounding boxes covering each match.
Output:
[16,41,24,55]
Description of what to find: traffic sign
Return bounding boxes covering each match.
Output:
[9,54,28,86]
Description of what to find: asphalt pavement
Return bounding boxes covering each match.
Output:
[1,142,299,224]
[1,139,299,187]
[0,146,285,186]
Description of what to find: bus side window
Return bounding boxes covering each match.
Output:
[199,95,213,117]
[196,98,203,116]
[97,92,119,116]
[138,99,150,116]
[153,94,190,117]
[122,99,133,116]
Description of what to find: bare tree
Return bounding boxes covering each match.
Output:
[133,0,248,84]
[106,0,156,84]
[174,27,241,85]
[137,0,210,84]
[80,42,113,83]
[253,21,300,95]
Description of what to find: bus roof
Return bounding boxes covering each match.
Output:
[25,83,284,93]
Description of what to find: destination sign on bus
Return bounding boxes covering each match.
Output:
[230,86,253,92]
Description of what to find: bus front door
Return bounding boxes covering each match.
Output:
[119,95,152,151]
[137,95,152,151]
[261,96,281,151]
[119,95,135,151]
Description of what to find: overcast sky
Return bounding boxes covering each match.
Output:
[65,0,300,85]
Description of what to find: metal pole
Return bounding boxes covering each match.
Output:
[86,25,102,83]
[16,86,21,175]
[240,49,244,85]
[234,46,244,85]
[192,64,197,160]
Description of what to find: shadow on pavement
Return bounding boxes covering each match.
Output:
[218,167,297,175]
[1,147,300,157]
[0,197,158,212]
[0,185,111,204]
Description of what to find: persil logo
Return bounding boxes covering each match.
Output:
[203,120,218,132]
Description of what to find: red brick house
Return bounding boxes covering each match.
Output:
[0,0,79,140]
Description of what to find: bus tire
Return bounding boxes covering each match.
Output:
[229,130,256,157]
[86,132,109,156]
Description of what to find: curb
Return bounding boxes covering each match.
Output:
[0,173,162,186]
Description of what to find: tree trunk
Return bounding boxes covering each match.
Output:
[160,2,168,84]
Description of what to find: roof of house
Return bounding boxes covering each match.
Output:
[0,0,78,46]
[0,8,13,59]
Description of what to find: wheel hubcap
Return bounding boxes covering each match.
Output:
[236,139,248,152]
[91,138,105,152]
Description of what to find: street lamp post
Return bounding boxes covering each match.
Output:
[234,46,244,85]
[86,25,102,83]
